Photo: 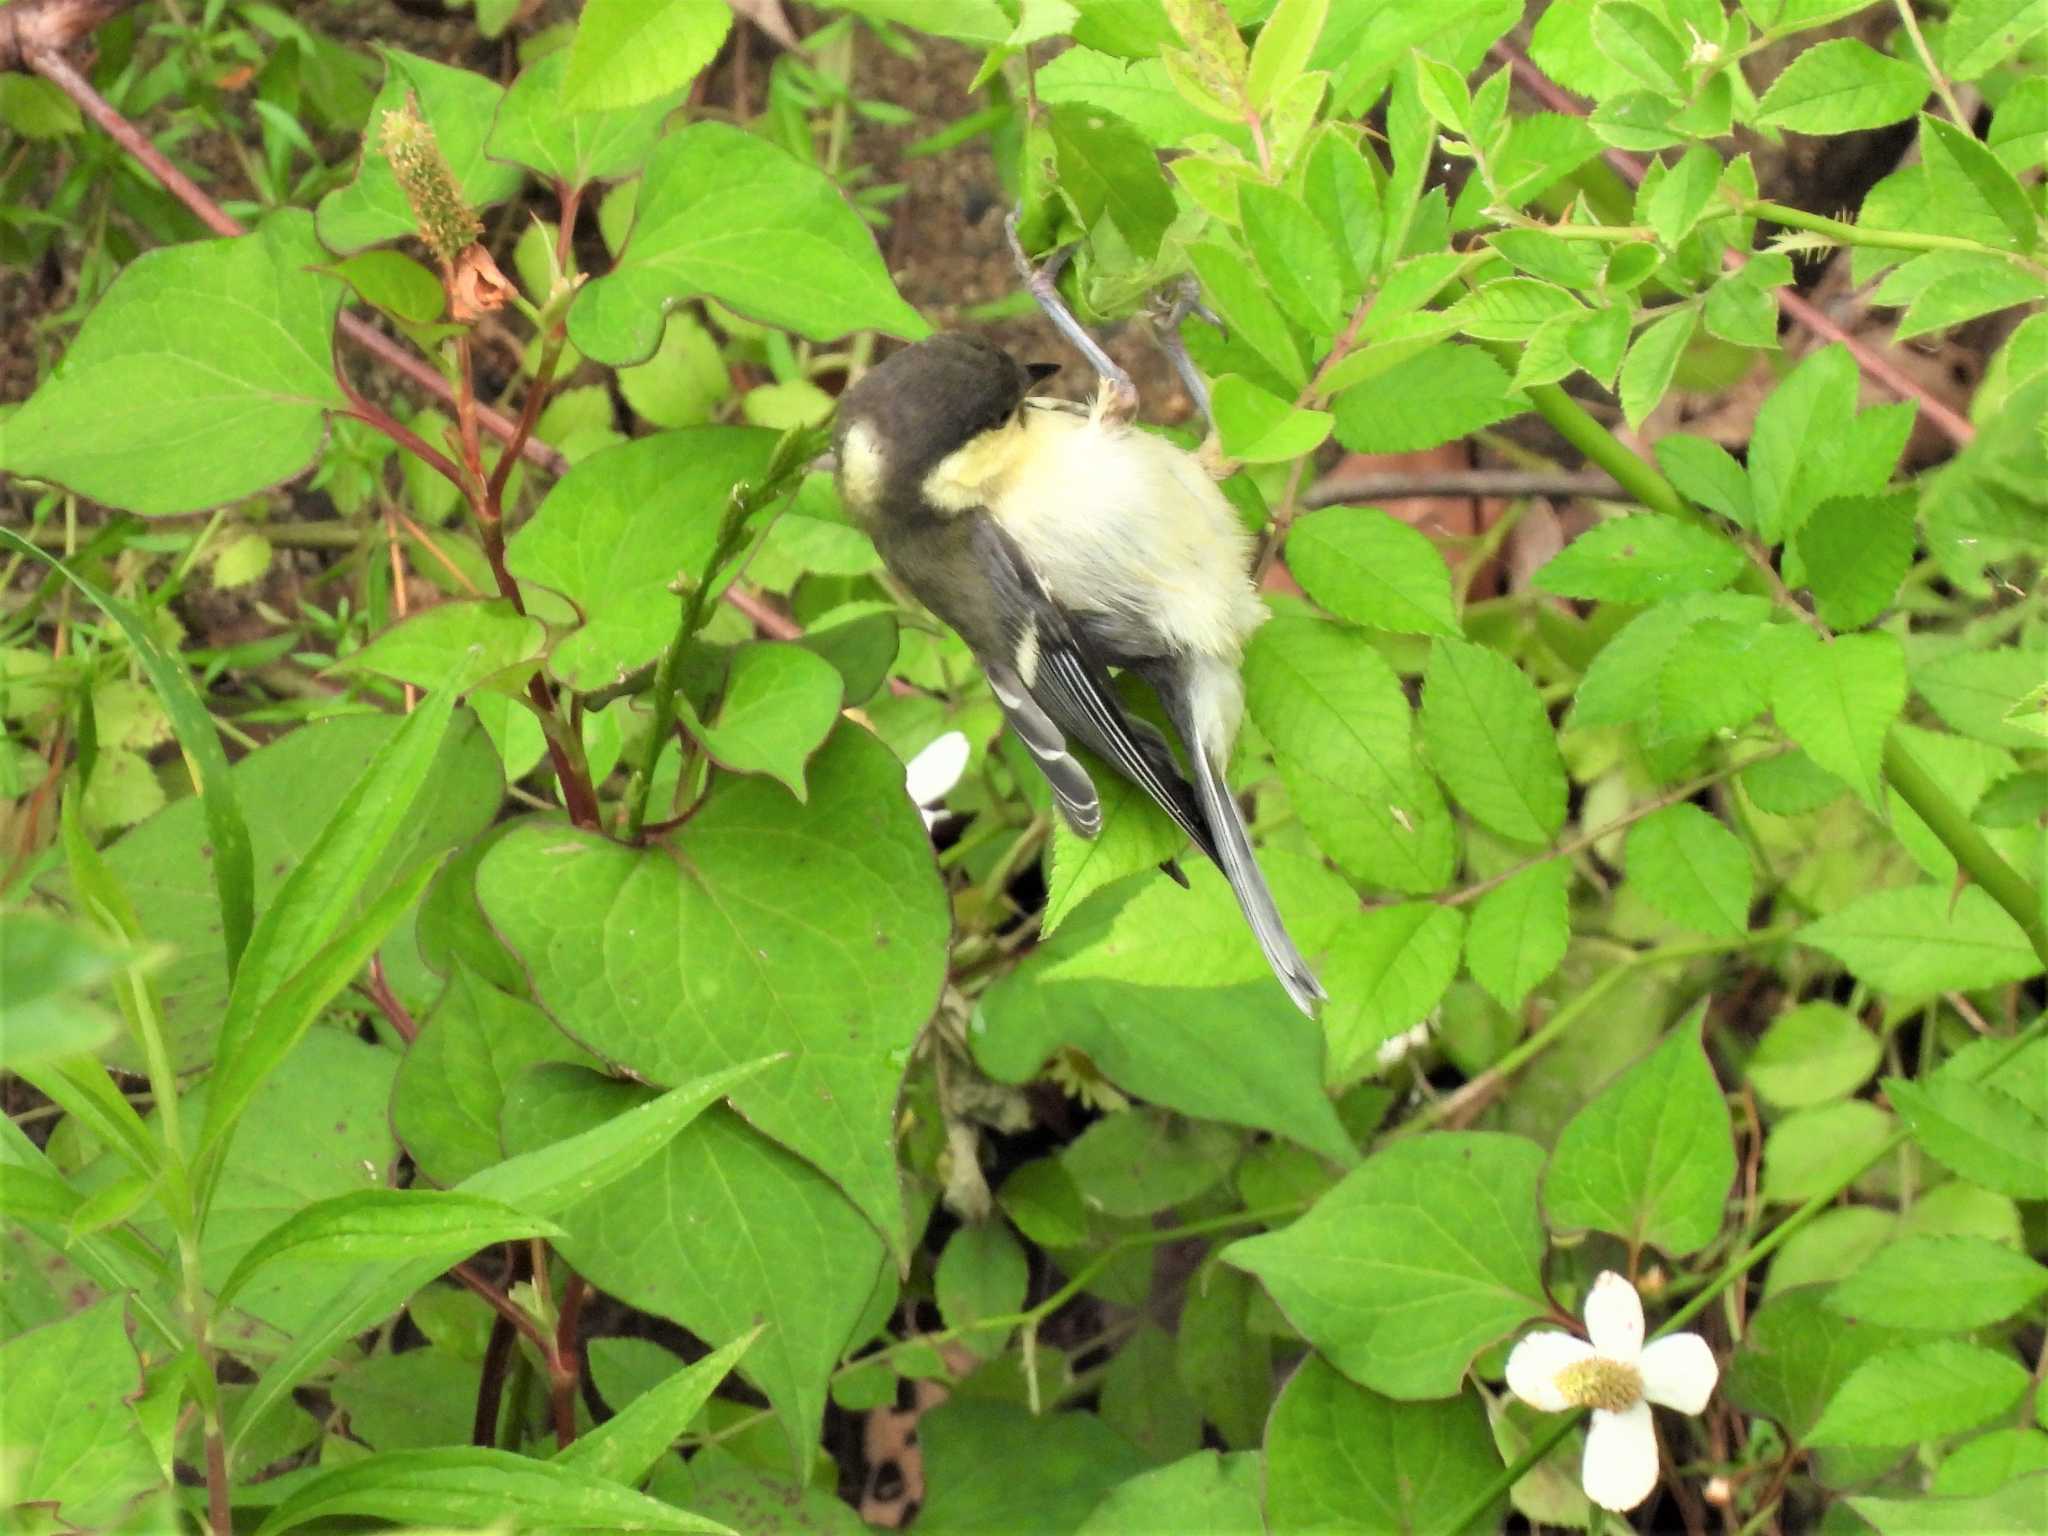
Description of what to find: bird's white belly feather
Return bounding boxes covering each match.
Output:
[988,409,1264,661]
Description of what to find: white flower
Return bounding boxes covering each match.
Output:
[1505,1271,1719,1513]
[904,731,970,828]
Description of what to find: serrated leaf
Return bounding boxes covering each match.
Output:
[1942,0,2048,79]
[1757,39,1931,132]
[1827,1236,2048,1330]
[1464,860,1570,1010]
[1746,1002,1879,1108]
[1286,505,1459,637]
[1047,101,1178,261]
[1886,1074,2048,1197]
[1921,113,2038,254]
[1332,342,1520,453]
[1645,144,1721,246]
[1210,374,1334,462]
[1805,885,2041,999]
[1807,1340,2028,1447]
[1592,1,1687,96]
[1626,803,1752,936]
[1247,0,1329,110]
[1794,494,1915,629]
[1536,513,1747,604]
[1226,1134,1549,1399]
[1240,182,1346,334]
[1768,629,1904,809]
[569,124,927,362]
[561,0,729,112]
[1420,638,1566,844]
[1618,308,1697,429]
[1544,1016,1736,1255]
[0,215,344,516]
[1189,240,1308,391]
[1244,618,1454,893]
[1749,344,1860,543]
[1319,903,1465,1084]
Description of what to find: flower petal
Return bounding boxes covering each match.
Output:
[1506,1330,1597,1413]
[904,731,970,808]
[1640,1332,1719,1414]
[1581,1401,1659,1513]
[1583,1271,1644,1362]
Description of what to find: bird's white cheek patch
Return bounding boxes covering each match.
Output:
[839,420,887,512]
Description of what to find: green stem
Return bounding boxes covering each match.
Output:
[1748,200,2048,275]
[1883,731,2048,968]
[620,422,828,841]
[1520,384,1696,522]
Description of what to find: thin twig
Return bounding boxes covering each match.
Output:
[1304,467,1623,508]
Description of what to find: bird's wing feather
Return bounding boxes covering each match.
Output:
[970,516,1216,860]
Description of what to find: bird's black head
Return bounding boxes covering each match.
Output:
[834,333,1058,520]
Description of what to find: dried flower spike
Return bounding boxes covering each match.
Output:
[449,244,514,322]
[379,101,479,270]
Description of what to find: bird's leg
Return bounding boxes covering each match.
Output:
[1152,277,1237,481]
[1005,211,1139,423]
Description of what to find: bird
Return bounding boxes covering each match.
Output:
[832,332,1326,1016]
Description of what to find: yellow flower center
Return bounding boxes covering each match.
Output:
[1556,1357,1645,1414]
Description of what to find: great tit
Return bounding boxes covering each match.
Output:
[834,332,1326,1016]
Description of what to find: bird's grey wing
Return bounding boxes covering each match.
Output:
[983,656,1102,839]
[970,516,1216,860]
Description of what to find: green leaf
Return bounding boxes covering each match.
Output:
[1762,1100,1896,1203]
[934,1222,1030,1353]
[1464,861,1571,1011]
[316,51,524,253]
[1942,0,2048,78]
[1645,144,1722,246]
[489,49,685,185]
[1807,1340,2028,1447]
[0,1298,161,1526]
[557,1328,759,1486]
[1244,618,1454,893]
[507,1073,882,1476]
[1854,1476,2048,1535]
[1575,592,1772,733]
[1332,342,1520,454]
[1420,638,1567,844]
[1036,48,1225,147]
[1544,1016,1736,1255]
[1302,130,1382,296]
[1727,1288,1908,1449]
[215,1189,560,1313]
[1913,639,2048,751]
[476,728,949,1253]
[326,249,445,325]
[1655,434,1756,529]
[1075,1450,1260,1534]
[1828,1235,2048,1331]
[1540,514,1744,606]
[975,862,1358,1163]
[0,911,122,1067]
[680,642,843,799]
[1617,308,1698,429]
[1921,113,2038,254]
[340,598,547,696]
[0,214,344,516]
[230,1059,771,1457]
[1625,803,1752,937]
[1225,1133,1549,1399]
[1592,1,1687,96]
[1930,1430,2048,1497]
[506,426,777,690]
[1795,494,1916,630]
[570,123,927,362]
[1286,506,1460,638]
[250,1446,731,1536]
[561,0,729,111]
[1189,240,1308,391]
[1768,629,1904,809]
[1746,1001,1880,1108]
[1264,1355,1504,1534]
[1043,772,1186,935]
[1320,903,1465,1085]
[1046,101,1178,261]
[1886,1074,2048,1198]
[1241,182,1346,334]
[916,1400,1152,1534]
[1749,344,1860,543]
[1450,278,1584,343]
[1803,885,2041,1000]
[1247,0,1329,109]
[1210,374,1334,463]
[1063,1106,1240,1218]
[1756,39,1931,132]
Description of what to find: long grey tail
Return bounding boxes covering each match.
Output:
[1188,744,1327,1018]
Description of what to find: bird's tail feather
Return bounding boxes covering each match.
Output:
[1189,746,1327,1018]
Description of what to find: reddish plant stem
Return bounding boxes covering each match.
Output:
[473,1311,517,1447]
[203,1420,231,1535]
[363,954,417,1043]
[1488,40,1975,446]
[549,1273,589,1449]
[25,45,570,475]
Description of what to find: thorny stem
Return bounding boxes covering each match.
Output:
[1748,198,2048,276]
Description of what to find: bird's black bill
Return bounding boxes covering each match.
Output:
[1026,361,1061,384]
